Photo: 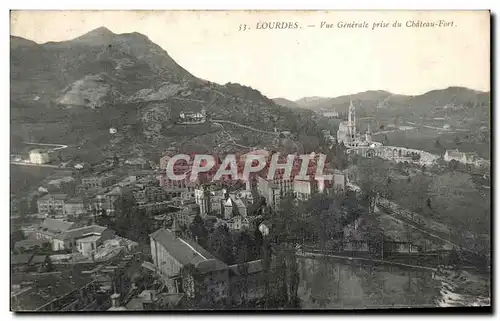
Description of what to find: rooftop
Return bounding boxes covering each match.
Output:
[40,218,76,233]
[11,253,34,265]
[38,194,69,201]
[66,197,85,204]
[150,229,227,272]
[55,225,109,241]
[76,235,102,243]
[228,259,265,276]
[10,271,92,311]
[29,149,48,154]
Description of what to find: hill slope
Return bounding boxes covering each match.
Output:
[273,97,302,108]
[10,27,329,161]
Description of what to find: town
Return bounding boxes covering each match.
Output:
[9,15,491,312]
[10,99,491,310]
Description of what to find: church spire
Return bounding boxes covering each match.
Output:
[348,100,356,139]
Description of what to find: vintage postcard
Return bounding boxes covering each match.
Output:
[10,10,491,311]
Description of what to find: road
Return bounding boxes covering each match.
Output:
[211,119,279,136]
[10,161,61,168]
[25,142,68,151]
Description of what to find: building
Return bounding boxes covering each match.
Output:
[323,109,339,118]
[137,200,174,215]
[51,225,115,256]
[64,197,86,216]
[170,203,200,227]
[11,254,49,273]
[224,215,250,232]
[29,149,50,165]
[228,260,266,305]
[132,185,169,205]
[37,194,69,217]
[178,108,206,124]
[126,291,184,310]
[444,149,479,164]
[93,186,130,215]
[293,180,314,201]
[80,175,119,190]
[11,272,101,311]
[30,218,77,242]
[256,176,294,209]
[331,169,346,194]
[194,186,226,217]
[336,101,382,149]
[149,227,229,302]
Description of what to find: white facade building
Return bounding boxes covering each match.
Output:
[29,149,50,164]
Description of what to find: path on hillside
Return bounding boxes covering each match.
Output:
[10,162,61,169]
[25,142,68,151]
[210,121,253,150]
[211,119,279,136]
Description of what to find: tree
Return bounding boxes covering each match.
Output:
[189,214,208,247]
[356,158,390,213]
[113,192,150,242]
[233,230,258,263]
[401,173,431,214]
[429,172,489,253]
[434,139,444,152]
[207,225,235,264]
[383,135,390,146]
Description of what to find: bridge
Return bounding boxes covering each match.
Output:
[347,145,439,166]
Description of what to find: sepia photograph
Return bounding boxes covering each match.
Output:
[9,10,491,312]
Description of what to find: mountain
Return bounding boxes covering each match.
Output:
[294,96,331,109]
[273,98,302,108]
[10,36,38,49]
[10,27,198,105]
[11,27,329,161]
[294,87,490,118]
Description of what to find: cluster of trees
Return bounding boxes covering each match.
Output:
[97,192,153,244]
[187,216,262,266]
[354,157,490,265]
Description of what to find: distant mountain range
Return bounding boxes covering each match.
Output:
[274,87,490,115]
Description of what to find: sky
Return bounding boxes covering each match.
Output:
[10,10,490,100]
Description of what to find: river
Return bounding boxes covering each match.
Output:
[298,256,441,309]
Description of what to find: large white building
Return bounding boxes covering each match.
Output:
[336,101,382,150]
[29,149,50,164]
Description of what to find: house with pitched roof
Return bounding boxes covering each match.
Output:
[51,225,115,256]
[149,225,229,303]
[31,218,77,242]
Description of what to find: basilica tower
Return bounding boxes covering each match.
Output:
[348,100,356,140]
